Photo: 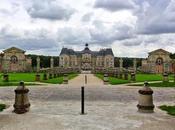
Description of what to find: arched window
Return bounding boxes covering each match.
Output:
[11,55,18,64]
[156,57,163,65]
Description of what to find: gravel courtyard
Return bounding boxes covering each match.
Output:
[0,74,175,130]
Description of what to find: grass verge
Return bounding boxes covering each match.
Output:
[0,82,40,87]
[129,82,175,87]
[95,74,129,85]
[159,105,175,116]
[41,73,78,84]
[0,104,6,112]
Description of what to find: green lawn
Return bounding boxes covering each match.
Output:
[136,74,173,82]
[136,74,162,82]
[0,104,6,112]
[96,73,175,85]
[129,81,175,87]
[0,73,43,82]
[159,105,175,116]
[41,73,78,84]
[0,73,78,86]
[95,74,129,85]
[0,82,39,86]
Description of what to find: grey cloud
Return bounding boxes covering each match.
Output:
[122,38,142,46]
[94,0,138,12]
[0,26,58,51]
[81,12,93,22]
[26,0,76,21]
[136,0,175,34]
[121,34,175,48]
[89,20,135,45]
[56,21,135,47]
[57,27,91,45]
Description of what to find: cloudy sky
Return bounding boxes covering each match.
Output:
[0,0,175,57]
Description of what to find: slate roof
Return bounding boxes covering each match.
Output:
[60,44,114,56]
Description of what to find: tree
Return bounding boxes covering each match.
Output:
[27,54,59,68]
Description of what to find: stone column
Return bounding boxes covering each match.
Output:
[133,58,137,73]
[119,58,123,72]
[50,57,54,69]
[36,56,40,73]
[119,58,123,79]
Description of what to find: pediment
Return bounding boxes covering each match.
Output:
[3,47,25,53]
[149,49,170,55]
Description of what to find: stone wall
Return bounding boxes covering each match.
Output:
[141,49,173,73]
[0,47,32,72]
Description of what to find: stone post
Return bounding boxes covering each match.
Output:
[3,73,9,82]
[43,73,47,80]
[137,81,154,113]
[13,81,30,114]
[49,73,53,79]
[130,72,136,82]
[50,57,54,69]
[54,73,57,78]
[63,74,68,84]
[133,58,137,73]
[35,74,40,81]
[163,72,169,82]
[103,74,109,85]
[36,56,40,73]
[119,72,123,79]
[124,71,128,80]
[115,72,119,78]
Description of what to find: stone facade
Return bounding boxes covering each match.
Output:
[59,44,114,70]
[142,49,173,73]
[0,47,32,72]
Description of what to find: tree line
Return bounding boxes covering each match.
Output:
[27,54,59,68]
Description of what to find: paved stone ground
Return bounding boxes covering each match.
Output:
[0,74,175,130]
[69,74,103,86]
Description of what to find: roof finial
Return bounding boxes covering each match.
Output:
[85,43,88,47]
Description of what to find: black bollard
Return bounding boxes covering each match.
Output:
[81,86,86,115]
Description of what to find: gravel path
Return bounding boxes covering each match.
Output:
[0,81,175,130]
[69,74,103,86]
[0,85,174,102]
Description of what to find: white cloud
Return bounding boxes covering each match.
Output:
[26,0,76,21]
[0,0,175,57]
